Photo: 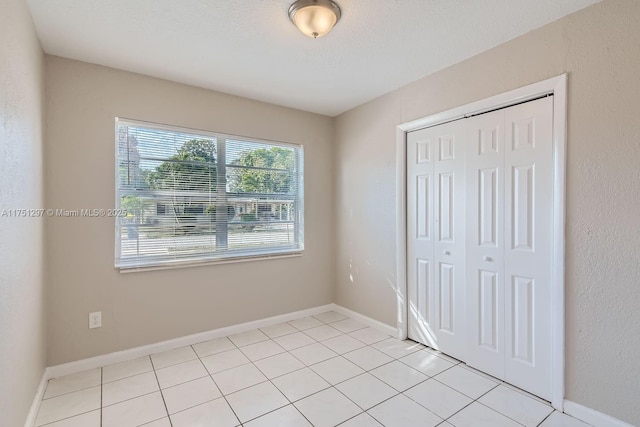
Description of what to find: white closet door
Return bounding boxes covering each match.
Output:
[406,121,466,358]
[406,127,436,346]
[465,109,506,379]
[503,96,553,399]
[407,129,436,347]
[432,121,467,360]
[407,96,554,401]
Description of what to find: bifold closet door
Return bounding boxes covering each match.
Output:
[407,127,436,347]
[503,97,553,399]
[465,96,554,400]
[465,109,506,380]
[408,96,554,400]
[407,121,466,360]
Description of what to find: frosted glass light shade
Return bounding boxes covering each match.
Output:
[289,0,341,38]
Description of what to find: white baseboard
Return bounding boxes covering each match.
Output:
[24,368,48,427]
[47,304,333,379]
[564,400,634,427]
[330,303,398,337]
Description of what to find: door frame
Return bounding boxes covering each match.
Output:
[395,74,567,410]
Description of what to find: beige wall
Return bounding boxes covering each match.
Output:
[45,57,334,365]
[334,0,640,424]
[0,0,46,425]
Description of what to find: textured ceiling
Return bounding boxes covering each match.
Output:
[27,0,599,116]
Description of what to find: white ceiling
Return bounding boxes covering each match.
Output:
[27,0,599,116]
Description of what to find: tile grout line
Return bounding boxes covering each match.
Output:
[240,335,326,425]
[358,347,455,426]
[365,368,459,427]
[241,316,331,426]
[473,398,536,427]
[194,333,314,401]
[149,355,174,427]
[366,361,431,391]
[473,381,554,426]
[39,370,104,402]
[36,411,97,427]
[259,368,333,425]
[192,342,245,426]
[537,410,555,426]
[228,314,364,425]
[281,336,428,425]
[440,373,501,424]
[149,355,201,372]
[36,376,103,427]
[338,388,403,426]
[332,340,471,425]
[429,369,500,400]
[454,383,526,426]
[501,380,555,406]
[434,393,477,425]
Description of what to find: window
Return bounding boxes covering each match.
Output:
[115,119,304,269]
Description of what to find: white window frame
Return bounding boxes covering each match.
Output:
[114,118,304,271]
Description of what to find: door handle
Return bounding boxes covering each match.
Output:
[483,256,493,262]
[444,250,451,256]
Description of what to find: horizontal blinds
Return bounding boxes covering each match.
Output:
[115,120,303,268]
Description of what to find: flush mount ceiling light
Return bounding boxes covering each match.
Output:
[288,0,341,39]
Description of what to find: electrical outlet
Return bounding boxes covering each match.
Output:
[89,311,102,329]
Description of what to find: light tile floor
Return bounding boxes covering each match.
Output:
[34,311,592,427]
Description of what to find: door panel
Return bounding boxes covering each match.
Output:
[511,275,534,364]
[512,164,534,251]
[478,270,498,351]
[438,172,454,242]
[416,258,430,329]
[479,167,498,247]
[417,175,430,239]
[439,262,454,333]
[440,135,455,160]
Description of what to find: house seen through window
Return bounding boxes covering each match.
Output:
[115,119,304,269]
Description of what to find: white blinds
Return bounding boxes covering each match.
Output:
[115,119,304,269]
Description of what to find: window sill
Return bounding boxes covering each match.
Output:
[116,251,303,273]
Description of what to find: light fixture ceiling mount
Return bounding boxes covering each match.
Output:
[288,0,341,39]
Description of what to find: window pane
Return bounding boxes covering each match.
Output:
[226,141,296,196]
[115,120,303,269]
